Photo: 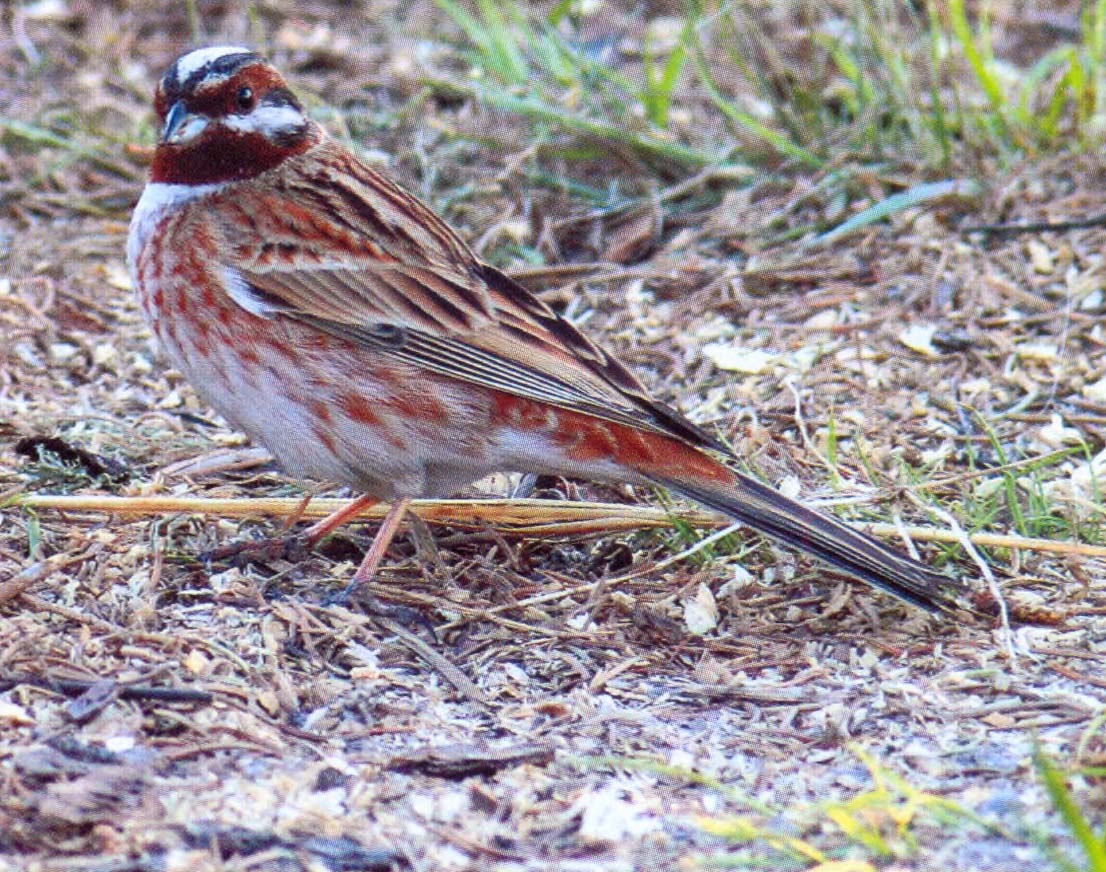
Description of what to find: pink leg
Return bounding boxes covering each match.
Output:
[279,491,315,533]
[303,494,379,545]
[343,497,413,597]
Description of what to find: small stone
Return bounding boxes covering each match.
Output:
[578,787,657,843]
[644,16,685,52]
[93,343,119,369]
[49,342,80,363]
[683,583,719,636]
[1016,342,1058,362]
[24,0,69,22]
[804,309,839,329]
[778,476,801,500]
[157,388,182,409]
[105,262,132,291]
[1026,239,1054,274]
[104,735,135,753]
[703,343,776,374]
[183,649,210,677]
[256,690,281,716]
[1082,375,1106,404]
[1080,288,1104,311]
[898,323,938,357]
[130,353,153,374]
[0,701,33,726]
[1037,414,1082,448]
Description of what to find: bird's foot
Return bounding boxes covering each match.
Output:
[200,532,313,568]
[325,583,437,639]
[200,493,380,569]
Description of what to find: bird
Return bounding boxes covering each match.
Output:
[127,46,961,614]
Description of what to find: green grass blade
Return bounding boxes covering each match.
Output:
[545,0,572,26]
[689,39,823,168]
[973,411,1028,536]
[922,1,952,164]
[947,0,1005,112]
[642,38,685,129]
[815,178,982,244]
[432,0,528,85]
[423,76,732,168]
[0,117,139,179]
[1034,747,1106,872]
[1017,48,1075,138]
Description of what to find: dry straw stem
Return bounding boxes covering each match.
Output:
[12,494,1106,558]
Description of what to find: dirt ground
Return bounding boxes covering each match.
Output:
[1,2,1105,871]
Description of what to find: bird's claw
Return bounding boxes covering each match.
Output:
[325,584,437,640]
[200,532,312,568]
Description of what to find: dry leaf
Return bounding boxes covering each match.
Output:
[684,583,719,635]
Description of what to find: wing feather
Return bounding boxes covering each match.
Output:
[212,139,720,448]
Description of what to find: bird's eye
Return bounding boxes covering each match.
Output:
[236,86,255,111]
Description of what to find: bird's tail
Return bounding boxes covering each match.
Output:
[645,460,963,614]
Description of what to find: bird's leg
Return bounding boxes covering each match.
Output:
[301,494,380,546]
[330,498,431,632]
[278,491,315,533]
[341,497,412,598]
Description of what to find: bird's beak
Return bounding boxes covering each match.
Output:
[161,100,207,145]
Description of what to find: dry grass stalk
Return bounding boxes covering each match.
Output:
[13,494,1106,558]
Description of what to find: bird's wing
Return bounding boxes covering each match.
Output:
[212,138,719,448]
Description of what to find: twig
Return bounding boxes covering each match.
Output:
[785,377,841,480]
[0,118,140,180]
[351,582,591,640]
[373,614,490,708]
[960,213,1106,236]
[678,680,809,704]
[551,163,752,228]
[915,449,1080,490]
[862,524,1106,558]
[908,493,1017,668]
[18,593,125,634]
[589,654,651,693]
[0,674,213,703]
[434,581,598,634]
[601,522,745,589]
[0,555,76,604]
[162,740,280,763]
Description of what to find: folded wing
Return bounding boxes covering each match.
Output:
[215,139,719,447]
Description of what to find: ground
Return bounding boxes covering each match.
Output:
[1,2,1104,871]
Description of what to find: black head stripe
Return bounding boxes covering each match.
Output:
[162,48,260,102]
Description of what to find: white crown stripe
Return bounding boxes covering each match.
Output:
[174,45,252,85]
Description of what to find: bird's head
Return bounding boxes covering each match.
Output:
[150,46,320,185]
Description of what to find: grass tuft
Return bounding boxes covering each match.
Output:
[427,0,1106,174]
[427,0,736,170]
[593,747,1000,868]
[1033,746,1106,872]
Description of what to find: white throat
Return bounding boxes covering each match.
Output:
[127,181,225,270]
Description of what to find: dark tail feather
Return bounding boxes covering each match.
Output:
[649,469,963,614]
